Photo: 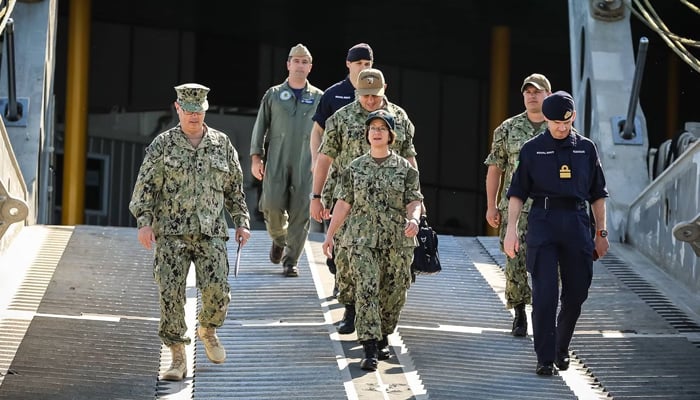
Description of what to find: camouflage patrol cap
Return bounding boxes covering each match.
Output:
[543,90,575,121]
[520,73,551,93]
[174,83,209,112]
[288,43,312,62]
[356,68,385,96]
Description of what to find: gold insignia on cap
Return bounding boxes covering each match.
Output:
[564,110,572,120]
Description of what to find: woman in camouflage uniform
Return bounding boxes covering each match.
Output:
[321,110,423,371]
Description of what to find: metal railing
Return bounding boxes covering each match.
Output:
[0,0,27,243]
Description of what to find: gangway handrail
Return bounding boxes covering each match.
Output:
[0,0,28,243]
[0,118,29,240]
[621,37,648,139]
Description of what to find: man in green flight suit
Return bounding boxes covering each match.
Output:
[250,43,324,277]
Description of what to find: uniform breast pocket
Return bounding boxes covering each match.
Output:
[209,156,230,189]
[385,172,408,207]
[388,177,405,195]
[353,173,374,197]
[164,154,183,170]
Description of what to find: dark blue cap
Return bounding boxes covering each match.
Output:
[542,90,575,121]
[347,43,374,62]
[365,109,395,131]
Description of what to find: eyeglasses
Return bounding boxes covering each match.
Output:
[368,126,389,132]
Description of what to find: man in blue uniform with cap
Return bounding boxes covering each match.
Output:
[503,90,610,376]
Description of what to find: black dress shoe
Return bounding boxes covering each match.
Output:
[555,353,570,371]
[536,363,558,376]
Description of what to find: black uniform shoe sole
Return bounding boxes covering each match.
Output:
[284,265,299,277]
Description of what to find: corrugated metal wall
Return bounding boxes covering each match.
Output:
[54,137,146,227]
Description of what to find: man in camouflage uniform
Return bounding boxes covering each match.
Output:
[129,83,251,381]
[321,110,423,371]
[484,73,551,336]
[250,43,323,277]
[310,69,418,335]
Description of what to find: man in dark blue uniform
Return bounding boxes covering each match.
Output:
[503,90,610,376]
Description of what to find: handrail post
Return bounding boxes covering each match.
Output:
[621,37,649,139]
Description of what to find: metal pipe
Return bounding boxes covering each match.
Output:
[4,17,18,121]
[621,37,649,139]
[62,0,91,225]
[486,25,510,237]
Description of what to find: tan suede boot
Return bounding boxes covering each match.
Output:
[197,326,226,363]
[162,343,187,381]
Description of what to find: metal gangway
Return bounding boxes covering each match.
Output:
[1,225,699,399]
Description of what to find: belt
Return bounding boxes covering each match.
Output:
[532,197,586,210]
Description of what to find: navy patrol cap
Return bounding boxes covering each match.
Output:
[542,90,575,121]
[347,43,373,62]
[365,109,395,131]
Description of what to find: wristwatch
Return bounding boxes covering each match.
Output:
[597,229,608,238]
[309,193,322,200]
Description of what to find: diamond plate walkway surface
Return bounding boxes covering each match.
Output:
[0,225,699,399]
